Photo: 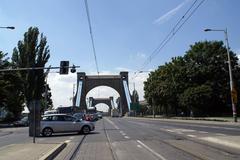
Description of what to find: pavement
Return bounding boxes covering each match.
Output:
[1,117,240,160]
[0,142,66,160]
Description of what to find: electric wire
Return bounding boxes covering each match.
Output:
[134,0,206,79]
[84,0,100,75]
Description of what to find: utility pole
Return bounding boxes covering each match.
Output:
[204,28,237,122]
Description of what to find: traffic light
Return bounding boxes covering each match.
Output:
[60,61,69,74]
[71,65,76,73]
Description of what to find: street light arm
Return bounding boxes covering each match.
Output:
[0,26,15,29]
[204,28,225,32]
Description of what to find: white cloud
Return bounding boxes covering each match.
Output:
[154,0,190,25]
[47,73,76,108]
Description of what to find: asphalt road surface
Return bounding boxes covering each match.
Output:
[1,117,240,160]
[56,117,240,160]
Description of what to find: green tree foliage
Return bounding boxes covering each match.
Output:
[0,51,24,121]
[144,41,240,117]
[40,83,53,112]
[12,27,50,136]
[12,27,50,105]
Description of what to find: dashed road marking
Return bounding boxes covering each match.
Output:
[199,131,208,134]
[64,140,71,143]
[137,144,142,148]
[199,137,240,149]
[124,136,130,139]
[187,134,197,138]
[137,140,167,160]
[215,133,226,136]
[166,129,175,133]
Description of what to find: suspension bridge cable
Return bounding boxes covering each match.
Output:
[84,0,100,75]
[134,0,206,79]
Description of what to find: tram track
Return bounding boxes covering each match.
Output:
[102,118,118,160]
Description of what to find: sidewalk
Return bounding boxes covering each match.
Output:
[0,142,66,160]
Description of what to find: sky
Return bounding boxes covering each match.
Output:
[1,0,240,111]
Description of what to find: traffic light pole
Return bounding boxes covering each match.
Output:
[0,65,80,72]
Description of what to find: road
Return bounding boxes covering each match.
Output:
[1,117,240,160]
[56,117,240,160]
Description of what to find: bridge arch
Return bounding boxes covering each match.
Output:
[95,103,109,112]
[74,72,131,115]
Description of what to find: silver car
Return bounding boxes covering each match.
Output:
[40,114,95,136]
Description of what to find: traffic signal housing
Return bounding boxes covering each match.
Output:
[71,65,76,73]
[60,61,69,74]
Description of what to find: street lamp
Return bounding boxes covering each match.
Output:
[0,26,15,30]
[204,28,237,122]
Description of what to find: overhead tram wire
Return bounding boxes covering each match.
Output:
[84,0,100,75]
[139,0,198,71]
[133,0,206,79]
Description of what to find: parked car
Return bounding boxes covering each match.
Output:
[96,112,103,119]
[13,116,29,127]
[73,112,85,120]
[44,110,58,115]
[40,114,95,136]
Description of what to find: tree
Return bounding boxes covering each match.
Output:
[12,27,50,136]
[40,83,53,112]
[144,41,240,117]
[0,51,24,121]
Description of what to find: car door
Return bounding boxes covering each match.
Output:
[62,115,76,132]
[52,115,65,132]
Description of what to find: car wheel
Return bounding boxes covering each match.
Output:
[82,126,90,134]
[42,127,53,137]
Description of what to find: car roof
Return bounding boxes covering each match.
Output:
[43,114,68,116]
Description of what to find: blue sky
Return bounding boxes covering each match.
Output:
[1,0,240,110]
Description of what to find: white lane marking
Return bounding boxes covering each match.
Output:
[166,129,174,133]
[120,130,126,135]
[199,131,208,134]
[199,137,240,149]
[165,128,196,133]
[137,140,167,160]
[187,134,197,138]
[174,129,196,132]
[105,118,120,129]
[137,144,142,148]
[124,136,130,139]
[64,140,71,143]
[215,133,226,136]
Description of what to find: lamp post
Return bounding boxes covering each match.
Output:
[0,26,15,30]
[204,28,237,122]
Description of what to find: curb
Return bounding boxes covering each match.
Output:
[39,142,67,160]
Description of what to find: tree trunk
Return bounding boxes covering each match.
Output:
[28,100,41,137]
